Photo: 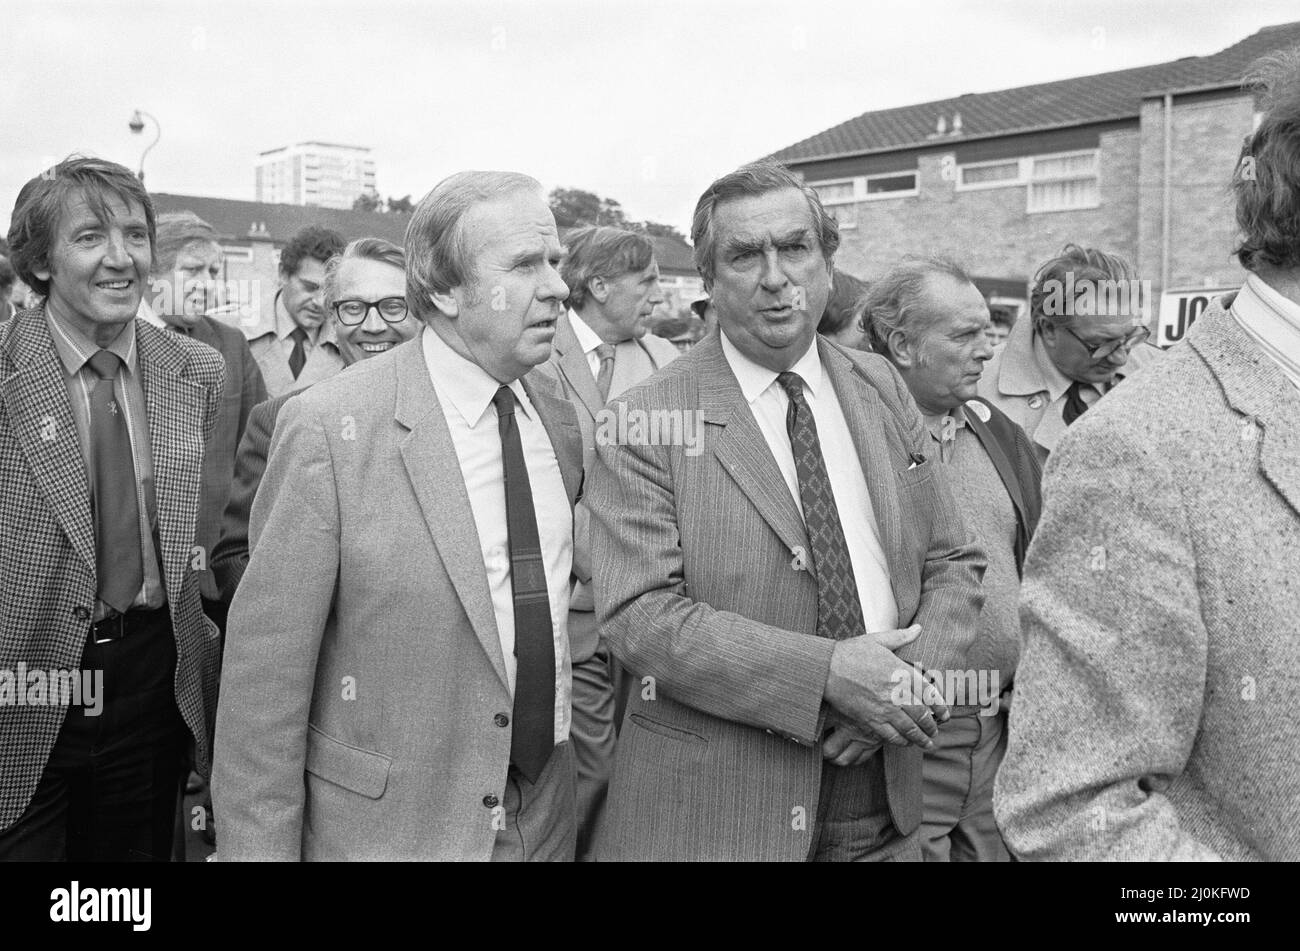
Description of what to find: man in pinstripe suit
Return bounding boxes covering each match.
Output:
[589,161,985,861]
[0,158,224,860]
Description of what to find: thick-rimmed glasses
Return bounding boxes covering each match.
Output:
[332,297,409,325]
[1060,324,1149,362]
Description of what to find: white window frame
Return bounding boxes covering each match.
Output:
[809,177,860,230]
[219,244,254,263]
[955,157,1028,192]
[863,170,918,200]
[1026,148,1100,214]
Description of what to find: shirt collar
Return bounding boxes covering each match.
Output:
[719,329,822,404]
[922,404,969,442]
[567,309,605,356]
[421,325,534,426]
[45,305,137,377]
[1231,274,1300,389]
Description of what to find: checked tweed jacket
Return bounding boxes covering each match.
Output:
[0,306,225,831]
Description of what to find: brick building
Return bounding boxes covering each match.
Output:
[769,21,1300,345]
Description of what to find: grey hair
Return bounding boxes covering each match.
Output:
[860,257,973,361]
[405,170,543,319]
[322,237,407,315]
[561,225,655,310]
[690,160,839,287]
[152,211,219,276]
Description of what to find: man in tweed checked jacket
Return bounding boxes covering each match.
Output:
[0,157,224,861]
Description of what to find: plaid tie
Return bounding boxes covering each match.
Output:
[87,350,143,614]
[777,372,866,641]
[288,326,308,380]
[594,343,616,402]
[493,385,556,782]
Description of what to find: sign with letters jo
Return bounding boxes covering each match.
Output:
[1156,288,1236,348]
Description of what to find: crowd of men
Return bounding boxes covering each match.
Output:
[1,54,1298,863]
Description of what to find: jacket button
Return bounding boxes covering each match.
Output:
[483,794,500,809]
[73,606,91,621]
[494,713,509,728]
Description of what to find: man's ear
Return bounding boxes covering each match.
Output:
[1036,316,1057,348]
[429,287,459,319]
[588,276,609,305]
[888,329,917,369]
[33,259,51,283]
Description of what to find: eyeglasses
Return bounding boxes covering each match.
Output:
[332,297,409,325]
[1060,324,1149,362]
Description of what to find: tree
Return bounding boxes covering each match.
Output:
[549,186,686,240]
[387,194,414,214]
[642,220,687,242]
[352,191,381,213]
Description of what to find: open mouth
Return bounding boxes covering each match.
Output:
[97,280,133,291]
[358,341,394,353]
[531,318,557,330]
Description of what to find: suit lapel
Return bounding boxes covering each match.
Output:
[136,321,208,604]
[393,336,510,690]
[695,336,810,562]
[522,375,584,507]
[553,313,603,421]
[1190,302,1300,520]
[820,339,904,583]
[0,310,95,572]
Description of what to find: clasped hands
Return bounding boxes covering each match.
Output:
[820,624,949,767]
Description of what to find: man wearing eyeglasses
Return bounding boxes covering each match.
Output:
[212,237,417,602]
[978,243,1160,463]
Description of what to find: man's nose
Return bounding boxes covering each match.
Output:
[648,281,665,305]
[103,231,132,268]
[360,305,387,333]
[758,249,787,291]
[540,263,569,301]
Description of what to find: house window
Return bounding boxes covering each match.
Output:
[957,159,1024,190]
[864,171,917,198]
[810,179,859,229]
[1027,150,1099,212]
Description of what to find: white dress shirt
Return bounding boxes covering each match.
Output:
[1231,273,1300,390]
[422,328,573,743]
[720,331,899,634]
[567,309,606,379]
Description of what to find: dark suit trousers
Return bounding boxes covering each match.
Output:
[0,609,187,861]
[567,609,617,860]
[809,754,921,862]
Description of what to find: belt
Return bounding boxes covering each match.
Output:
[91,605,169,644]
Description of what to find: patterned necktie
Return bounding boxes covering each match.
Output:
[1062,380,1093,425]
[87,350,143,614]
[288,326,308,380]
[493,385,556,783]
[594,343,616,402]
[776,372,866,641]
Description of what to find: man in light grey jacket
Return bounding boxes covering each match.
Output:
[994,52,1300,861]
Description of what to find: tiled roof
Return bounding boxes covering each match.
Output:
[150,194,698,274]
[771,21,1300,164]
[150,193,411,246]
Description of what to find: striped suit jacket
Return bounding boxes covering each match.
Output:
[994,300,1300,860]
[0,307,225,831]
[588,333,986,861]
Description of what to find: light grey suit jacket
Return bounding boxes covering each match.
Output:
[994,299,1300,861]
[589,332,986,861]
[212,331,584,861]
[544,311,678,661]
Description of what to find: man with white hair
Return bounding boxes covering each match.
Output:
[214,171,585,861]
[863,257,1041,862]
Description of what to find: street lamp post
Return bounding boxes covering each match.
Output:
[128,109,161,184]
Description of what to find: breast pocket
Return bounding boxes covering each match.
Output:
[896,459,934,489]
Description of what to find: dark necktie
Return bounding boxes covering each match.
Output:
[288,326,308,380]
[493,385,556,783]
[594,343,616,402]
[1062,380,1092,425]
[776,372,866,641]
[87,350,143,614]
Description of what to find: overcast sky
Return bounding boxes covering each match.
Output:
[3,0,1298,235]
